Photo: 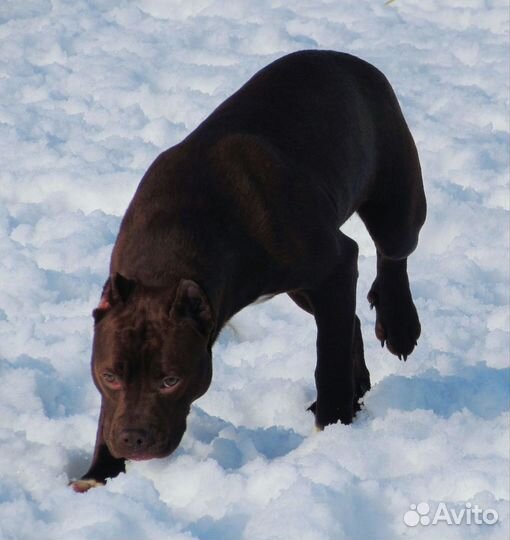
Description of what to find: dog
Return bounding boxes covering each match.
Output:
[71,50,426,492]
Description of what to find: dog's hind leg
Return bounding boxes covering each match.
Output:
[289,290,371,418]
[358,133,426,359]
[297,231,366,428]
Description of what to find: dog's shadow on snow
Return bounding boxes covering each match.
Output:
[184,407,304,471]
[185,364,510,474]
[365,363,509,419]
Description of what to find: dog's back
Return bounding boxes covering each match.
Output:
[113,50,423,288]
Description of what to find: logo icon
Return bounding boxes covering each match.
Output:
[404,502,430,527]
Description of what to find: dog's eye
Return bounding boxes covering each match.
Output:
[102,372,120,388]
[161,376,181,389]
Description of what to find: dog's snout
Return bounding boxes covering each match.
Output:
[118,428,153,452]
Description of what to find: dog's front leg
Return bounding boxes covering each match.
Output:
[307,232,359,429]
[70,400,125,492]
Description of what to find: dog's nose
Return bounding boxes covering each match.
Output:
[118,428,153,451]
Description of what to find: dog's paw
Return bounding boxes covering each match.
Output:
[307,398,356,429]
[367,287,420,359]
[70,479,105,493]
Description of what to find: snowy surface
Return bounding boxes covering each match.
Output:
[0,1,509,539]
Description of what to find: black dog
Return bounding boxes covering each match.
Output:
[72,50,426,492]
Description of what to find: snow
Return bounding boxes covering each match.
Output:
[0,0,508,539]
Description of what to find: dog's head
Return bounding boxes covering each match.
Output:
[91,274,214,461]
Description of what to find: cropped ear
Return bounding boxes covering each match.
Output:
[92,273,137,324]
[170,279,214,335]
[110,272,137,303]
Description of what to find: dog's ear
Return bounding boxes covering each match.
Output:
[110,272,137,303]
[92,273,137,323]
[170,279,214,335]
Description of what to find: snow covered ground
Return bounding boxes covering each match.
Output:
[0,0,508,539]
